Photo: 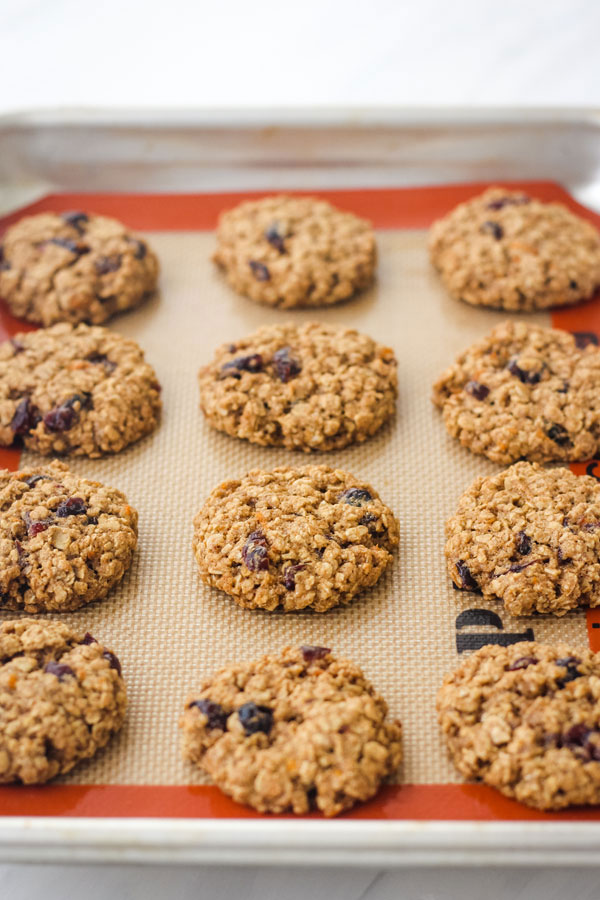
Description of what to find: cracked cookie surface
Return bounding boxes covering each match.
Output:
[0,211,159,326]
[445,462,600,616]
[0,460,137,613]
[438,641,600,810]
[0,617,126,783]
[428,187,600,311]
[199,321,397,452]
[180,645,402,816]
[193,465,399,612]
[0,322,161,457]
[433,321,600,464]
[213,195,376,308]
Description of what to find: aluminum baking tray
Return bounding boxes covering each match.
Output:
[1,108,600,867]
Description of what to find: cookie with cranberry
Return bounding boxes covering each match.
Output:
[445,461,600,617]
[433,321,600,464]
[0,211,158,326]
[438,641,600,810]
[0,459,137,613]
[193,465,399,612]
[428,187,600,310]
[213,195,376,308]
[199,321,397,451]
[0,322,161,457]
[181,646,402,816]
[0,618,126,784]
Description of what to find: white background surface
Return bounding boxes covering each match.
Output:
[2,0,600,896]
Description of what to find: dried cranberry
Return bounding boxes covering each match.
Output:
[48,237,90,256]
[56,497,87,517]
[480,221,504,240]
[95,255,122,275]
[465,380,490,400]
[24,512,52,537]
[61,211,89,233]
[283,563,305,590]
[507,560,537,574]
[11,398,40,436]
[265,224,287,254]
[242,530,269,571]
[237,702,273,735]
[81,633,97,645]
[301,646,330,663]
[486,195,530,210]
[190,699,228,731]
[507,358,542,385]
[87,353,117,373]
[556,656,582,687]
[43,393,92,433]
[103,650,122,676]
[44,661,75,680]
[127,238,147,259]
[249,260,270,281]
[546,423,570,445]
[515,531,531,555]
[339,488,373,507]
[221,354,264,378]
[273,346,301,382]
[508,656,538,671]
[563,723,591,747]
[574,332,599,349]
[455,560,479,591]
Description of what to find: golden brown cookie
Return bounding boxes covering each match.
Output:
[0,618,126,784]
[181,645,402,816]
[193,465,399,612]
[0,211,159,326]
[213,195,376,307]
[429,187,600,311]
[199,321,397,451]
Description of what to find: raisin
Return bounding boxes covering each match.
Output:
[81,633,97,645]
[557,380,569,394]
[61,211,89,233]
[507,358,542,385]
[127,238,147,259]
[556,656,582,688]
[515,531,531,555]
[563,723,591,747]
[569,280,579,290]
[301,646,330,663]
[44,661,75,680]
[574,332,598,349]
[103,650,122,676]
[455,560,479,591]
[15,540,25,568]
[221,354,264,378]
[56,497,87,517]
[546,423,570,445]
[87,353,117,373]
[359,512,381,535]
[557,547,569,565]
[480,221,504,240]
[507,560,537,574]
[237,702,273,735]
[48,237,90,256]
[95,255,122,275]
[43,393,92,433]
[465,380,489,400]
[249,260,270,281]
[486,195,530,210]
[242,530,269,571]
[508,656,538,671]
[11,398,40,436]
[265,223,286,254]
[190,698,228,731]
[283,563,305,590]
[339,488,372,507]
[0,245,9,271]
[273,346,301,382]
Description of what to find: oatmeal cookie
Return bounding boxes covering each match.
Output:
[0,211,158,326]
[199,321,397,451]
[193,465,399,612]
[438,641,600,810]
[213,195,376,307]
[433,321,600,464]
[0,322,161,457]
[0,459,137,613]
[0,617,126,784]
[181,645,402,816]
[445,461,600,617]
[428,187,600,311]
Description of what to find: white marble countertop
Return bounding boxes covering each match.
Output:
[2,0,600,896]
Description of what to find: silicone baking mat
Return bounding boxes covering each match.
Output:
[2,182,600,822]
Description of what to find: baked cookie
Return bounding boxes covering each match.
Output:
[428,187,600,311]
[193,465,399,612]
[0,322,161,457]
[213,195,375,308]
[438,641,600,810]
[181,645,402,816]
[199,322,397,452]
[445,461,600,617]
[433,321,600,464]
[0,459,137,613]
[0,618,126,784]
[0,211,158,326]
